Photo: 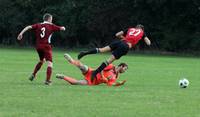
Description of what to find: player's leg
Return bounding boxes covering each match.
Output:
[45,61,53,85]
[64,53,89,74]
[44,47,53,85]
[64,53,81,65]
[91,40,129,80]
[33,60,44,76]
[56,74,88,85]
[30,60,44,81]
[77,46,111,60]
[30,49,45,81]
[91,55,116,81]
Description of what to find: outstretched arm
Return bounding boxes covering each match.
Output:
[110,74,126,86]
[112,80,126,86]
[17,25,32,40]
[59,26,66,31]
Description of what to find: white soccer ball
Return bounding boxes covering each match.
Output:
[179,78,189,88]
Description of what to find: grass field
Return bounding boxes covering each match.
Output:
[0,48,200,117]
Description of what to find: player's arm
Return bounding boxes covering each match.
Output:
[17,25,32,40]
[60,26,66,31]
[106,74,126,86]
[52,24,66,31]
[100,71,108,83]
[112,80,126,86]
[111,74,126,86]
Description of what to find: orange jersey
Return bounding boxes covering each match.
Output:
[84,64,118,86]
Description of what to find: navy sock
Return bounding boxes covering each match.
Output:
[93,61,109,76]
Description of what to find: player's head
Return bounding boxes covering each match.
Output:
[43,13,53,23]
[117,63,128,73]
[136,24,144,31]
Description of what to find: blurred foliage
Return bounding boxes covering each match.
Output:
[0,0,200,52]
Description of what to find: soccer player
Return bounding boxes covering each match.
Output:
[77,24,151,81]
[17,13,66,85]
[56,53,127,86]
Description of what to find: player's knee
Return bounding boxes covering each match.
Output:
[47,61,53,68]
[40,59,45,64]
[99,48,106,53]
[80,65,88,72]
[99,46,111,53]
[107,55,116,63]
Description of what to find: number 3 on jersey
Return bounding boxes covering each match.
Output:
[40,27,46,38]
[128,29,141,37]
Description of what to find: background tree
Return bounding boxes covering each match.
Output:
[0,0,200,52]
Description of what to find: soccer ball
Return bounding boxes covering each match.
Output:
[179,78,189,88]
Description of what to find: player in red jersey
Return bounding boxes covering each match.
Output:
[56,53,127,86]
[77,24,151,81]
[17,13,66,85]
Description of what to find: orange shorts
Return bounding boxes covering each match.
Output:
[84,68,100,85]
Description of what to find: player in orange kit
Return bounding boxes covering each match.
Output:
[77,24,151,81]
[56,53,127,86]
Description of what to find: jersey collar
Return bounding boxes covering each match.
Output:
[41,21,52,24]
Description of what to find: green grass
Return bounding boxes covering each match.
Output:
[0,48,200,117]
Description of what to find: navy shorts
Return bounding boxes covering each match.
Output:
[109,40,129,59]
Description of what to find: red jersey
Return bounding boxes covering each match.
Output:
[31,21,61,47]
[84,64,118,86]
[124,28,145,47]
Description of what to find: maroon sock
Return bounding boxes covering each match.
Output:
[33,62,43,76]
[46,67,52,81]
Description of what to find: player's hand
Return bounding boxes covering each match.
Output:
[61,26,66,31]
[17,34,23,40]
[120,80,126,84]
[115,80,126,87]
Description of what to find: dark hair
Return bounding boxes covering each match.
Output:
[136,24,144,30]
[43,13,52,21]
[118,63,128,68]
